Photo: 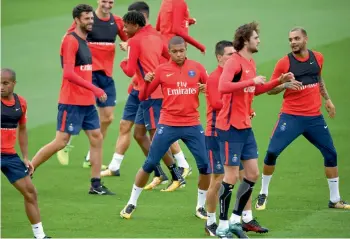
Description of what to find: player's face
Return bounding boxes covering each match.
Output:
[218,46,235,65]
[247,30,260,53]
[169,43,187,65]
[123,23,139,38]
[289,30,308,54]
[1,74,15,98]
[98,0,114,14]
[77,12,94,33]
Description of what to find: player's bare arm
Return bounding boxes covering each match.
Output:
[18,122,33,174]
[319,77,336,118]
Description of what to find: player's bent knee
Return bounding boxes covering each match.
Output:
[23,184,38,203]
[101,114,114,125]
[264,151,278,166]
[142,159,157,174]
[119,120,133,134]
[324,150,337,167]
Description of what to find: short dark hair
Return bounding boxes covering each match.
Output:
[215,40,233,56]
[72,4,93,19]
[1,68,16,81]
[168,36,186,49]
[128,1,150,18]
[123,11,146,27]
[290,27,307,36]
[233,21,259,51]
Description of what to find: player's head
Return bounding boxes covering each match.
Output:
[233,21,260,53]
[72,4,94,33]
[289,27,308,54]
[97,0,114,14]
[215,40,235,66]
[1,68,16,98]
[168,36,187,65]
[122,11,146,38]
[128,1,150,21]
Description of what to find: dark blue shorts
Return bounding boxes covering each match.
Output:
[217,126,258,167]
[206,136,244,174]
[1,153,29,183]
[92,71,116,108]
[122,89,141,122]
[56,104,100,135]
[135,99,162,130]
[266,113,337,166]
[143,124,210,174]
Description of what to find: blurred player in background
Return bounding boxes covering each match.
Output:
[256,27,350,211]
[1,68,50,239]
[57,0,128,169]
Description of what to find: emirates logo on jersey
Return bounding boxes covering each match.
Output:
[80,64,92,71]
[167,81,197,95]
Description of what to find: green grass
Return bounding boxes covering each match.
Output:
[1,0,350,238]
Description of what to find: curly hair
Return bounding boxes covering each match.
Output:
[233,21,259,51]
[123,11,146,27]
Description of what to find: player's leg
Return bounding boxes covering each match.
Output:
[303,115,349,209]
[1,154,48,239]
[101,89,140,177]
[181,125,210,219]
[256,113,303,210]
[204,136,224,236]
[82,105,114,195]
[32,104,81,170]
[170,141,192,178]
[120,124,181,219]
[56,136,74,166]
[239,164,268,234]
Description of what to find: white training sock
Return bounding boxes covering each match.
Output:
[109,153,124,171]
[32,222,46,239]
[127,184,143,207]
[85,150,90,162]
[242,210,253,223]
[328,177,341,203]
[207,212,216,226]
[229,213,241,224]
[196,189,207,209]
[173,151,190,168]
[260,174,272,195]
[218,220,229,230]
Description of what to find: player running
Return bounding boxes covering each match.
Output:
[57,0,128,168]
[204,41,268,237]
[31,4,114,195]
[214,22,295,238]
[156,0,206,53]
[255,27,350,211]
[120,36,210,220]
[101,2,192,185]
[1,68,50,239]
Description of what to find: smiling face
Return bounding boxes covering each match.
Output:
[289,29,308,54]
[97,0,114,15]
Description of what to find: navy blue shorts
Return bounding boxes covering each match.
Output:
[266,113,337,166]
[143,124,210,174]
[92,71,116,108]
[56,104,100,135]
[1,153,29,183]
[217,126,258,167]
[135,99,162,130]
[122,89,141,122]
[206,136,244,174]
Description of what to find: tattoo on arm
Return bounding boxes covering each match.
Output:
[319,77,330,100]
[267,84,285,95]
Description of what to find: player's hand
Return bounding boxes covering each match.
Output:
[24,158,34,176]
[283,79,303,90]
[119,42,128,51]
[99,93,107,103]
[144,72,155,82]
[253,76,266,85]
[325,99,336,118]
[189,18,197,25]
[279,72,295,84]
[250,111,256,119]
[198,83,206,93]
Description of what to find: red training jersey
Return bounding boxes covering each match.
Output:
[156,0,205,52]
[140,59,208,126]
[272,51,323,116]
[205,66,223,136]
[59,33,95,105]
[1,95,27,154]
[216,53,281,130]
[120,25,169,100]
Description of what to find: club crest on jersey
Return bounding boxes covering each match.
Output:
[188,70,196,78]
[280,122,287,131]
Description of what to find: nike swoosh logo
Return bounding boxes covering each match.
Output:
[166,73,174,77]
[93,189,106,195]
[324,126,328,129]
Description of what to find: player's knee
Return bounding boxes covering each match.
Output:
[133,130,146,143]
[54,135,70,151]
[264,151,279,166]
[198,166,210,175]
[101,113,114,126]
[23,184,37,203]
[89,131,103,146]
[119,120,132,134]
[324,149,337,167]
[142,159,157,174]
[244,168,259,182]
